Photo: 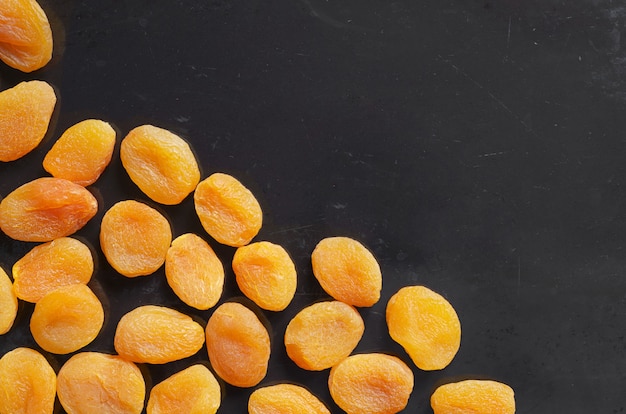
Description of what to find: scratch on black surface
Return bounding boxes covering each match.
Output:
[298,0,365,31]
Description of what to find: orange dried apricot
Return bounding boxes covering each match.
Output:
[0,0,53,72]
[232,241,297,311]
[165,233,224,310]
[386,285,461,371]
[248,383,330,414]
[57,351,146,414]
[328,353,414,414]
[284,300,364,371]
[311,236,382,307]
[43,119,116,186]
[0,266,18,334]
[0,177,97,242]
[0,347,56,414]
[194,172,262,247]
[100,200,172,277]
[120,125,200,205]
[114,305,205,364]
[430,379,515,414]
[205,301,270,387]
[147,364,221,414]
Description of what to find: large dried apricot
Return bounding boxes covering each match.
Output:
[205,301,270,387]
[248,383,330,414]
[386,285,461,371]
[284,300,364,371]
[43,119,116,186]
[114,305,205,364]
[194,172,262,247]
[100,200,172,277]
[311,236,382,307]
[165,233,224,310]
[0,177,97,242]
[0,266,17,334]
[120,125,200,205]
[57,351,146,414]
[232,241,297,311]
[328,353,414,414]
[430,379,515,414]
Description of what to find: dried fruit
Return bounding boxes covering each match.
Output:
[386,285,461,371]
[100,200,172,277]
[147,364,221,414]
[114,305,205,364]
[430,380,515,414]
[120,124,200,205]
[0,347,56,414]
[194,172,262,247]
[205,301,270,387]
[165,233,224,310]
[248,383,330,414]
[284,300,364,371]
[232,241,297,311]
[43,119,116,186]
[57,351,146,414]
[0,177,97,242]
[0,267,18,334]
[311,236,382,307]
[328,353,414,414]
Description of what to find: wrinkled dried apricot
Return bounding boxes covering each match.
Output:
[114,305,205,364]
[147,364,221,414]
[386,285,461,371]
[0,347,56,414]
[0,267,17,334]
[248,383,330,414]
[43,119,116,186]
[120,125,200,205]
[232,241,297,311]
[100,200,172,277]
[165,233,224,310]
[57,351,146,414]
[194,172,262,247]
[430,380,515,414]
[205,301,270,387]
[311,236,382,307]
[328,353,414,414]
[0,0,53,72]
[0,177,97,242]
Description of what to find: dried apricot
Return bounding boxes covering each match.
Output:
[0,0,53,72]
[100,200,172,277]
[43,119,116,186]
[386,285,461,371]
[0,266,17,334]
[194,172,262,247]
[147,364,221,414]
[0,80,56,161]
[0,177,97,242]
[311,236,382,307]
[328,353,414,414]
[0,347,56,414]
[120,124,200,205]
[165,233,224,310]
[248,383,330,414]
[114,305,205,364]
[57,351,146,414]
[205,301,270,387]
[232,241,297,311]
[430,379,515,414]
[284,300,364,371]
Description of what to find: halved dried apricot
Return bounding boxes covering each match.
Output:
[248,383,330,414]
[0,266,17,335]
[430,380,515,414]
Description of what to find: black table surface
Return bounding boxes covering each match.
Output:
[1,0,625,412]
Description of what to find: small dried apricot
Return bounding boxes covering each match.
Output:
[205,301,270,387]
[114,305,205,364]
[430,379,515,414]
[284,300,364,371]
[386,285,461,371]
[0,266,18,334]
[248,383,330,414]
[232,241,297,311]
[328,353,414,414]
[194,172,262,247]
[311,236,382,307]
[100,200,172,277]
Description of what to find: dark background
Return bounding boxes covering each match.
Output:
[1,0,625,412]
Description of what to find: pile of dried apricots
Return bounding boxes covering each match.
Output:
[0,1,516,413]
